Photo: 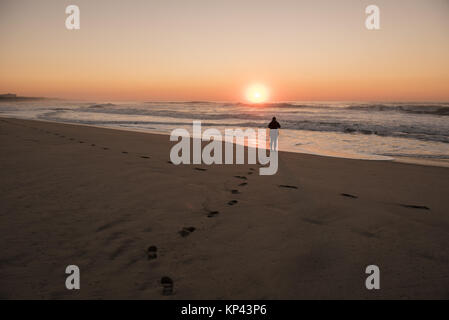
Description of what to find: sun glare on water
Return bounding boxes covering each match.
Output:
[246,84,269,104]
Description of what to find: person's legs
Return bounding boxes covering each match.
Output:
[270,130,278,151]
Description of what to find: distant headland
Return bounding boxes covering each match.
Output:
[0,93,47,101]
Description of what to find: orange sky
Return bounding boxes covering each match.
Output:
[1,0,448,101]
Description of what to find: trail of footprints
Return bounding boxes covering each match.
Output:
[21,124,152,160]
[146,167,265,295]
[5,120,432,296]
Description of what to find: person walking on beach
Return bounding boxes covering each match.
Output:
[268,117,281,151]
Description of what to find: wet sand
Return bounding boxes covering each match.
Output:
[1,117,449,299]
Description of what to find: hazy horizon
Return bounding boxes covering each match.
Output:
[1,0,449,102]
[3,93,449,104]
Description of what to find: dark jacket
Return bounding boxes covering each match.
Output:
[268,120,281,129]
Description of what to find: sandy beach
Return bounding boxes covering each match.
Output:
[1,117,449,299]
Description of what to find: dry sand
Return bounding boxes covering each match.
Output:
[1,117,449,299]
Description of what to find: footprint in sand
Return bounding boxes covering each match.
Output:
[279,185,298,189]
[302,217,325,226]
[147,246,157,260]
[238,182,248,187]
[341,193,358,199]
[207,211,219,218]
[228,200,238,206]
[231,189,240,194]
[161,277,174,296]
[399,204,430,210]
[178,227,196,237]
[352,229,379,239]
[194,167,207,171]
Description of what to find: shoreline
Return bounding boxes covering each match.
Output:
[1,115,447,169]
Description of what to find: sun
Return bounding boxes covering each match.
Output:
[246,84,269,103]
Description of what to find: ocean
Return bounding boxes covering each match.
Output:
[1,100,448,165]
